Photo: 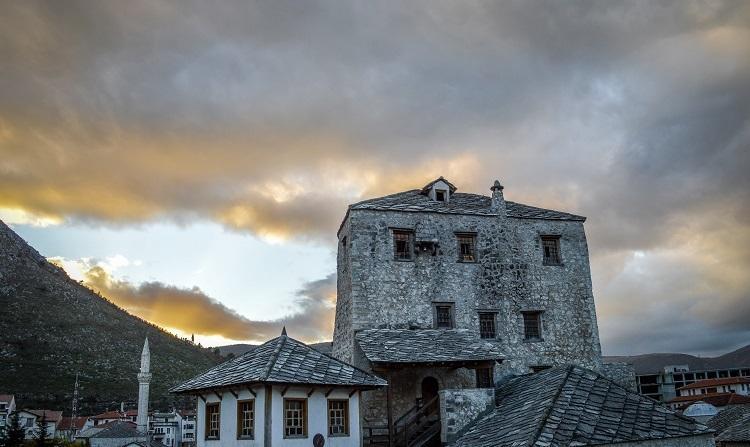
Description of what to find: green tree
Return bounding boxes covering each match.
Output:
[3,413,26,447]
[33,414,48,447]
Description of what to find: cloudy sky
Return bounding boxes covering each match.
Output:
[1,0,749,356]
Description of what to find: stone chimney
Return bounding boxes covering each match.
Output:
[490,180,505,213]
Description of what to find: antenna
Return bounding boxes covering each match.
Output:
[70,373,80,430]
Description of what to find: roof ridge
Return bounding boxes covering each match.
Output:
[260,336,286,381]
[530,365,575,446]
[285,335,387,383]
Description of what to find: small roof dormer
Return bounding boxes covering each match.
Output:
[420,176,457,203]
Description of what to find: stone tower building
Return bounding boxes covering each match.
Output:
[136,338,151,432]
[332,177,604,434]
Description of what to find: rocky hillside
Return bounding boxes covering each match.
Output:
[0,220,223,415]
[604,344,750,374]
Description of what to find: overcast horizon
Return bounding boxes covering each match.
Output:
[2,0,749,357]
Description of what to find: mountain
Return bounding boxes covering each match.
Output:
[0,220,223,415]
[604,344,750,375]
[216,341,332,357]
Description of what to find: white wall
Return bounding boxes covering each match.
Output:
[198,388,266,447]
[196,386,361,447]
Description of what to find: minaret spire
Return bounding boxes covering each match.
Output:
[136,338,151,432]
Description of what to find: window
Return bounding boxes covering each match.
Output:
[327,400,349,436]
[434,304,454,329]
[479,312,497,339]
[236,400,254,439]
[393,230,414,261]
[523,312,542,341]
[531,365,551,373]
[541,236,561,265]
[476,367,494,388]
[456,233,477,262]
[435,189,447,201]
[283,399,307,438]
[205,403,220,440]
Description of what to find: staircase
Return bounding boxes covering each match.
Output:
[363,396,441,447]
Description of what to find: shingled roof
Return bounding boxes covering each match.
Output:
[349,190,586,221]
[453,365,713,447]
[355,329,504,365]
[170,332,386,394]
[708,405,750,443]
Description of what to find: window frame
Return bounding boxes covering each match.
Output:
[283,398,308,439]
[236,399,255,440]
[456,232,477,263]
[433,303,455,329]
[435,189,447,202]
[392,229,415,261]
[475,367,494,388]
[204,402,220,441]
[522,311,543,341]
[541,235,562,266]
[478,312,497,339]
[327,399,350,437]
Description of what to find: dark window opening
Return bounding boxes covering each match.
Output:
[531,365,551,373]
[327,400,349,436]
[541,236,561,265]
[434,304,454,329]
[479,312,496,339]
[523,312,542,341]
[283,399,307,438]
[393,230,414,261]
[476,367,494,388]
[435,189,447,201]
[457,233,477,262]
[205,403,220,440]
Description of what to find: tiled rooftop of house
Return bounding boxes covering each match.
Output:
[171,330,386,394]
[707,404,750,435]
[670,392,750,409]
[78,421,144,439]
[355,329,504,365]
[350,189,586,221]
[453,365,712,447]
[678,376,750,390]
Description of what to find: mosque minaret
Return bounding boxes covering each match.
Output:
[136,338,151,432]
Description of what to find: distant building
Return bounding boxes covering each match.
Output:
[150,411,182,447]
[16,409,63,439]
[637,364,750,402]
[178,410,196,447]
[667,377,750,410]
[77,421,149,447]
[58,416,94,440]
[171,329,386,446]
[93,410,140,426]
[0,394,16,429]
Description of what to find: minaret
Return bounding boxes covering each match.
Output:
[136,338,151,432]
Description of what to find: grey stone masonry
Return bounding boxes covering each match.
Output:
[332,178,602,377]
[439,388,494,444]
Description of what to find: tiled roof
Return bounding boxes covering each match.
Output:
[671,392,750,409]
[25,410,63,423]
[0,394,14,402]
[707,404,750,435]
[59,417,89,430]
[715,413,750,443]
[170,333,386,394]
[678,376,750,390]
[453,365,712,447]
[355,329,504,364]
[78,421,145,439]
[349,190,586,221]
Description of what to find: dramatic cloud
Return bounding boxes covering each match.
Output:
[3,1,749,354]
[51,257,336,342]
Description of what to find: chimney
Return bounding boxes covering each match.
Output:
[490,180,505,213]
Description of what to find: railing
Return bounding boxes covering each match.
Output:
[393,395,440,447]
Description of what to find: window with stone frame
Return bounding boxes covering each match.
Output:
[456,233,477,262]
[476,367,494,388]
[479,312,497,339]
[327,400,349,436]
[522,311,543,341]
[392,230,414,261]
[205,403,220,440]
[236,399,254,439]
[435,189,447,202]
[283,399,307,438]
[541,235,562,265]
[434,303,454,329]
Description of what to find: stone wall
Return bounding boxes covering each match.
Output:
[333,207,602,376]
[439,388,494,444]
[601,361,638,392]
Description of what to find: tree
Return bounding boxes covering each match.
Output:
[34,414,48,447]
[2,413,26,447]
